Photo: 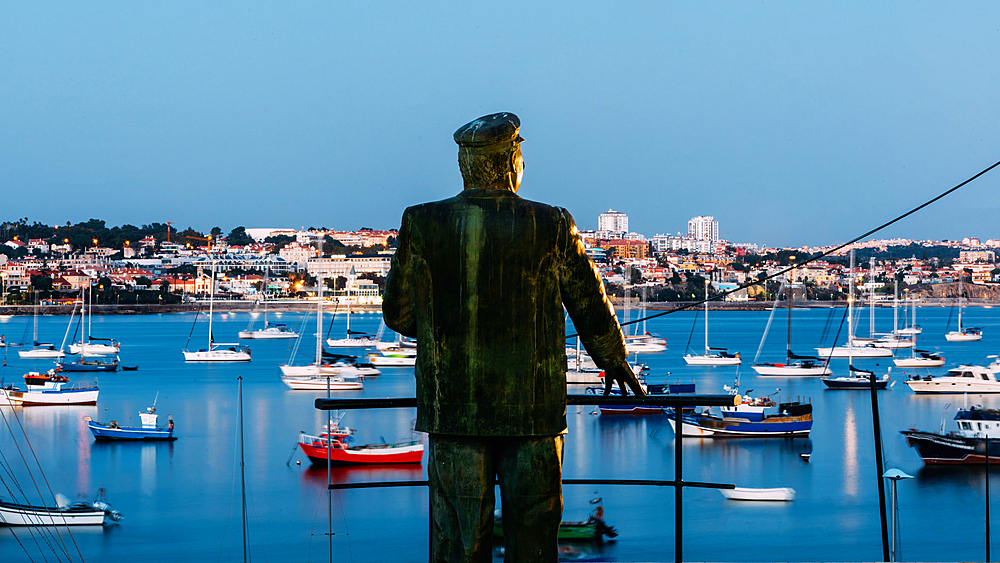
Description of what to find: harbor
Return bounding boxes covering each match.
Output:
[3,305,1000,561]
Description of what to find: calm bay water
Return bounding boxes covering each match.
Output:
[2,303,1000,562]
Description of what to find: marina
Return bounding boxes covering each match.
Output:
[2,306,1000,561]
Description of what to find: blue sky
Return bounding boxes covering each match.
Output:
[4,2,999,247]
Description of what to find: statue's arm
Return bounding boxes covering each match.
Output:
[383,210,417,337]
[558,209,645,396]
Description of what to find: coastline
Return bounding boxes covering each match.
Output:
[0,298,997,315]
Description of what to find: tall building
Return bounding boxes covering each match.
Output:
[687,216,718,242]
[598,209,628,234]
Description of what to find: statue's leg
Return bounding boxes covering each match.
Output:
[496,435,564,563]
[427,434,496,563]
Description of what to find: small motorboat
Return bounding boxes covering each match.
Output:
[903,405,1000,464]
[59,354,120,372]
[121,365,139,371]
[85,398,175,441]
[720,487,796,501]
[494,495,618,541]
[298,414,422,466]
[0,492,122,525]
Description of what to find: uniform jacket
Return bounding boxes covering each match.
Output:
[383,188,627,436]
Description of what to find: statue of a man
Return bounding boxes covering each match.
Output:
[383,112,644,562]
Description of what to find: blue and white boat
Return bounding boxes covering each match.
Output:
[665,381,812,437]
[85,401,175,441]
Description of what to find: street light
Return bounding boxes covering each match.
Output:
[882,468,914,562]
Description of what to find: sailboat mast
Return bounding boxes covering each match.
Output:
[869,257,875,338]
[786,275,792,362]
[703,279,709,354]
[958,278,963,332]
[316,273,324,367]
[847,250,855,348]
[208,261,215,348]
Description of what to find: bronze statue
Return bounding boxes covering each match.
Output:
[383,112,644,562]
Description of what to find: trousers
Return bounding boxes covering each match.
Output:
[427,434,564,563]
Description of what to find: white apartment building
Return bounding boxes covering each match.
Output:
[598,210,628,234]
[687,216,719,242]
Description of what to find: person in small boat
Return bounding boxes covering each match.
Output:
[384,112,643,563]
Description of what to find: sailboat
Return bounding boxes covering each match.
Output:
[18,294,65,359]
[68,282,120,355]
[239,269,298,339]
[945,278,982,341]
[816,251,893,358]
[752,278,831,376]
[182,261,251,361]
[895,293,922,336]
[325,303,380,348]
[280,275,365,390]
[683,279,739,365]
[849,264,911,349]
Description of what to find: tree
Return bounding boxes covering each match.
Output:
[31,275,53,292]
[226,226,254,246]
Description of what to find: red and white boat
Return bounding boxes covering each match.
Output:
[298,417,423,466]
[1,370,99,406]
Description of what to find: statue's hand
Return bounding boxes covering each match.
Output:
[603,362,646,397]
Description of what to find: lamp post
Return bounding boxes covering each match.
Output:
[883,468,914,562]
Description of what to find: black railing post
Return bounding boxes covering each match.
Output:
[869,371,890,561]
[675,404,684,563]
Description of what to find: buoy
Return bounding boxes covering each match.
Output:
[296,460,301,465]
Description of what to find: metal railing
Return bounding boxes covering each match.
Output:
[315,393,740,563]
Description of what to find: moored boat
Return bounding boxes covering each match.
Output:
[298,417,423,466]
[666,383,812,437]
[0,494,122,526]
[821,371,891,390]
[903,358,1000,394]
[85,400,175,441]
[239,322,298,339]
[59,354,120,372]
[281,373,364,391]
[1,370,99,406]
[893,348,945,368]
[682,280,739,365]
[494,495,617,541]
[719,487,795,501]
[902,405,1000,464]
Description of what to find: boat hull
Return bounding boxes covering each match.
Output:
[0,501,107,526]
[183,349,251,361]
[945,332,983,342]
[239,330,298,339]
[299,441,423,465]
[326,337,379,348]
[905,379,1000,394]
[60,361,119,372]
[821,376,889,389]
[69,343,119,355]
[280,375,363,390]
[720,487,795,501]
[2,387,99,406]
[87,420,176,441]
[815,346,893,358]
[752,364,830,376]
[666,409,812,437]
[893,358,945,368]
[683,354,741,366]
[18,349,65,359]
[902,429,1000,464]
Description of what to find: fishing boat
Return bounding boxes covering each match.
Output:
[298,415,423,466]
[902,405,1000,464]
[0,494,122,526]
[683,280,739,365]
[59,354,120,372]
[666,380,812,437]
[903,357,1000,394]
[752,278,831,376]
[945,278,982,341]
[494,495,618,541]
[182,262,251,361]
[85,397,176,441]
[719,487,796,501]
[816,252,893,358]
[821,366,891,389]
[1,370,99,405]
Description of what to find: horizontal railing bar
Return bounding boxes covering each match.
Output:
[315,394,739,411]
[328,479,734,491]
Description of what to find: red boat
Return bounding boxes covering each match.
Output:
[298,418,423,466]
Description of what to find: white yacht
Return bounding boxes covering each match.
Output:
[904,357,1000,393]
[682,280,739,366]
[183,262,251,362]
